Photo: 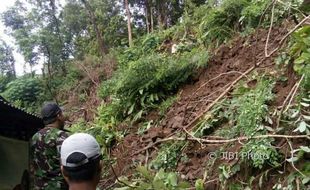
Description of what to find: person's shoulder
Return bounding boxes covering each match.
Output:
[32,128,48,141]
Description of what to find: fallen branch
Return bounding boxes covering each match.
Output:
[284,75,305,113]
[132,134,309,156]
[276,15,310,52]
[195,71,248,93]
[265,0,276,57]
[276,82,298,128]
[286,138,306,177]
[276,75,304,128]
[110,165,136,188]
[182,127,204,147]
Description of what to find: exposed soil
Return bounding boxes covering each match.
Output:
[100,26,302,189]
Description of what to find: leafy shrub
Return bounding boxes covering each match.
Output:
[2,77,45,112]
[0,74,13,93]
[233,78,280,168]
[233,78,274,136]
[99,49,209,120]
[95,100,126,127]
[150,142,185,170]
[117,33,168,67]
[157,95,178,117]
[114,166,190,190]
[240,0,269,28]
[241,138,280,169]
[289,25,310,75]
[199,0,250,45]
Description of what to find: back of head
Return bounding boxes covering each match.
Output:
[60,133,102,183]
[41,102,62,125]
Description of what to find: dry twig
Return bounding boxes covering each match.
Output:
[265,0,276,57]
[195,71,248,93]
[78,62,99,87]
[276,75,304,128]
[286,138,306,177]
[110,165,136,188]
[284,75,305,113]
[132,134,309,156]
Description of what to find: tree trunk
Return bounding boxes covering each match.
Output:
[11,61,16,78]
[44,42,59,103]
[124,0,133,47]
[49,0,67,74]
[156,0,167,30]
[80,0,109,56]
[150,6,154,32]
[145,0,150,33]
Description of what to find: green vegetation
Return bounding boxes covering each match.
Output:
[99,49,208,123]
[114,166,190,190]
[0,0,309,189]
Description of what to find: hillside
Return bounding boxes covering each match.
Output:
[100,25,310,190]
[0,0,309,189]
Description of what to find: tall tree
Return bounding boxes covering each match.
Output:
[125,0,133,47]
[80,0,109,56]
[0,40,16,78]
[2,1,40,69]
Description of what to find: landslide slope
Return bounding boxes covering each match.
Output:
[100,23,310,190]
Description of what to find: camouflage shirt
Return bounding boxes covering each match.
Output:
[30,127,69,190]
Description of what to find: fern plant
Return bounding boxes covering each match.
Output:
[114,166,190,190]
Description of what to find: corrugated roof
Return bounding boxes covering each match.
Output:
[0,96,44,141]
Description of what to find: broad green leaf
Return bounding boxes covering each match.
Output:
[178,181,191,188]
[136,166,153,181]
[286,157,298,163]
[152,179,165,190]
[294,57,305,64]
[291,110,299,118]
[167,172,178,187]
[264,126,274,132]
[195,179,204,190]
[231,164,240,174]
[299,146,310,153]
[302,115,310,121]
[154,169,165,181]
[128,103,135,115]
[302,98,310,102]
[302,177,310,184]
[300,102,310,107]
[294,121,307,133]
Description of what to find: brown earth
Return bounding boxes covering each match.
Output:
[100,26,301,189]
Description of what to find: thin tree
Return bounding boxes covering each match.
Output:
[144,0,150,33]
[125,0,133,47]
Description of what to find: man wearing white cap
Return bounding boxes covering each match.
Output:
[60,133,102,190]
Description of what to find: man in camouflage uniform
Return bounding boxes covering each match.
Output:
[30,102,69,190]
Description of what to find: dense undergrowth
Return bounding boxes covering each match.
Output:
[95,1,309,190]
[0,0,309,189]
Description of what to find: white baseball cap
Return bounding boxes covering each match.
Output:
[61,133,101,168]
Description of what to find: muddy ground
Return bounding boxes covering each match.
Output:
[100,26,302,189]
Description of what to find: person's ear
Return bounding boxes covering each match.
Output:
[57,112,66,122]
[98,160,103,173]
[61,165,69,182]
